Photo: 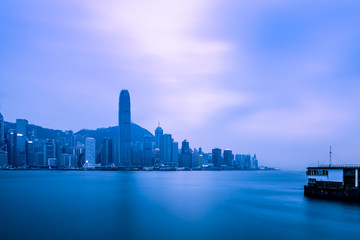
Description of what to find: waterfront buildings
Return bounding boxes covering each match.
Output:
[118,90,131,166]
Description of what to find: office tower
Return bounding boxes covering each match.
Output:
[16,119,28,137]
[143,135,153,166]
[0,113,4,145]
[160,134,173,164]
[172,142,179,167]
[26,140,35,167]
[223,149,234,167]
[180,140,192,169]
[118,89,131,166]
[44,139,56,166]
[155,123,163,149]
[34,139,45,166]
[85,137,96,165]
[252,154,258,169]
[212,148,222,168]
[193,150,204,168]
[15,134,26,168]
[101,137,113,166]
[7,129,16,167]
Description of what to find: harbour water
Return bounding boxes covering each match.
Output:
[1,170,360,240]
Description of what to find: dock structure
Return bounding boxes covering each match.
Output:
[304,165,360,201]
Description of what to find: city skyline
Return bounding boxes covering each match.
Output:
[0,90,261,170]
[1,1,360,169]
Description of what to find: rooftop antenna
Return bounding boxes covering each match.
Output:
[158,122,160,127]
[329,146,332,167]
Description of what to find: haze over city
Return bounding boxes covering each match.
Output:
[1,0,360,169]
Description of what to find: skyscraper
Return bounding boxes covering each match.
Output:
[155,123,163,149]
[223,149,234,167]
[15,119,28,167]
[212,148,222,168]
[180,140,192,169]
[85,137,96,165]
[16,119,28,137]
[101,137,113,166]
[160,134,173,164]
[118,89,131,166]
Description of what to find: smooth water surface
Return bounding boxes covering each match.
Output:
[1,170,360,240]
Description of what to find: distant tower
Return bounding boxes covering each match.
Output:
[15,119,28,167]
[180,140,192,169]
[118,90,131,166]
[155,123,163,149]
[212,148,222,168]
[85,137,96,165]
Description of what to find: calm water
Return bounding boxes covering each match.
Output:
[1,170,360,240]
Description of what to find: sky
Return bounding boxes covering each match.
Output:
[1,0,360,169]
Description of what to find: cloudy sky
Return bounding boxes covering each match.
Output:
[1,0,360,169]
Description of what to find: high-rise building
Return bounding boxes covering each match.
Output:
[212,148,222,168]
[7,129,16,167]
[118,90,131,166]
[155,123,163,149]
[180,140,192,169]
[143,135,153,166]
[101,137,113,166]
[85,137,96,165]
[252,154,258,169]
[0,113,4,145]
[16,119,28,137]
[160,134,173,164]
[14,119,28,168]
[223,149,234,167]
[26,140,35,167]
[15,133,26,167]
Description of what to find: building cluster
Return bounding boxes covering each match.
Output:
[0,90,259,170]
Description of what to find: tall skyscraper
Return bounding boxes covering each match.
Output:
[118,89,131,166]
[155,123,163,149]
[85,137,96,165]
[0,113,4,145]
[16,119,28,137]
[212,148,222,168]
[160,134,173,164]
[14,119,28,167]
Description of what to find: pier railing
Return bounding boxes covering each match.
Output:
[317,164,360,168]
